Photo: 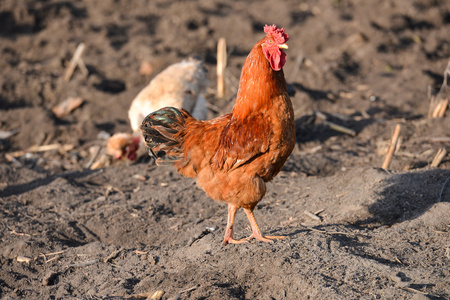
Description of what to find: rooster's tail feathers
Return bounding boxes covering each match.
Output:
[140,107,187,165]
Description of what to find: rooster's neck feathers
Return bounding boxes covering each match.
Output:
[232,38,287,121]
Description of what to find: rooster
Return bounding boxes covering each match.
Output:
[141,25,295,244]
[107,57,209,160]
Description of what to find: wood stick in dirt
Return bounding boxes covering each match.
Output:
[431,148,447,168]
[123,292,153,299]
[428,95,437,118]
[66,259,98,268]
[7,143,73,158]
[429,137,450,143]
[41,250,66,257]
[122,291,164,300]
[167,285,198,300]
[216,37,227,98]
[85,145,101,169]
[44,256,60,264]
[438,98,449,117]
[4,153,22,167]
[52,97,84,118]
[103,248,123,263]
[64,43,86,81]
[299,224,364,237]
[17,256,32,263]
[304,210,321,221]
[382,124,401,170]
[150,291,164,299]
[315,111,356,136]
[179,286,198,294]
[431,98,448,118]
[429,61,450,118]
[323,120,356,136]
[76,56,89,77]
[313,208,325,215]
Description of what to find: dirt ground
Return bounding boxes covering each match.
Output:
[1,0,450,299]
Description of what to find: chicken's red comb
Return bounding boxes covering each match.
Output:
[264,24,289,44]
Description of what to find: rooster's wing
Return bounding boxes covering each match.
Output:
[212,112,271,172]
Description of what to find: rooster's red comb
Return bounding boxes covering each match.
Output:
[264,24,289,44]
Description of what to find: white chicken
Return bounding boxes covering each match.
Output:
[129,56,209,131]
[107,56,209,160]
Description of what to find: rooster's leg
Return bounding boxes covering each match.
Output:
[243,208,286,243]
[223,204,247,245]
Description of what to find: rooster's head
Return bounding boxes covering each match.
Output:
[261,24,289,71]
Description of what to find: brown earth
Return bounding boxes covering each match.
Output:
[1,0,449,299]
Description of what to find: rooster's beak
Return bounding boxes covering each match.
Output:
[278,43,288,49]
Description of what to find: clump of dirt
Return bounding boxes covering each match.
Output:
[1,0,449,299]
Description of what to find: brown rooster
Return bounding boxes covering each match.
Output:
[141,25,295,244]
